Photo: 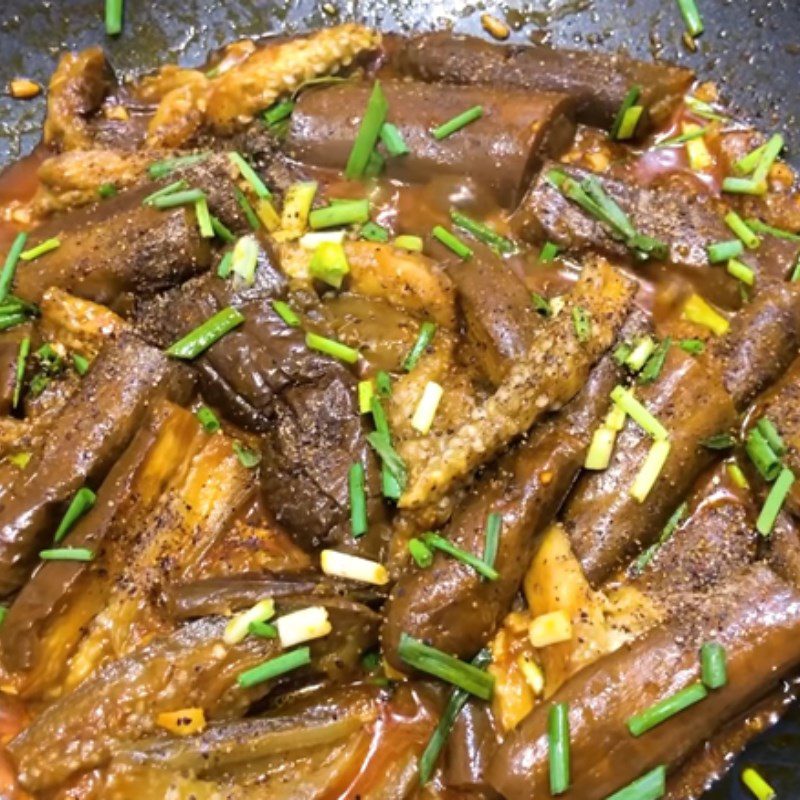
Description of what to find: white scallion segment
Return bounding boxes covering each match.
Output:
[625,336,655,371]
[517,654,545,695]
[683,123,712,170]
[411,381,444,435]
[358,380,374,414]
[299,230,347,250]
[549,296,566,316]
[231,235,259,284]
[585,427,618,470]
[528,610,573,648]
[610,386,669,441]
[223,599,275,645]
[605,405,627,431]
[320,549,389,586]
[274,181,318,242]
[630,438,672,503]
[275,606,332,648]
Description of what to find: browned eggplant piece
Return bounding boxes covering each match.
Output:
[0,333,192,596]
[398,32,694,129]
[488,564,800,800]
[383,310,647,667]
[444,700,500,793]
[287,81,576,206]
[447,254,542,384]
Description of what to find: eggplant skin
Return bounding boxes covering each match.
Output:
[488,565,800,800]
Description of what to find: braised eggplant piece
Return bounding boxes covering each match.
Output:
[398,31,694,128]
[288,81,576,206]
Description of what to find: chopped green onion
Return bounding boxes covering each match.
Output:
[685,96,727,122]
[305,331,359,364]
[0,233,27,304]
[548,703,571,795]
[656,126,709,148]
[40,547,94,561]
[380,123,409,156]
[271,300,300,328]
[724,212,760,249]
[638,337,671,384]
[105,0,123,35]
[264,99,295,127]
[148,153,209,180]
[348,462,368,537]
[150,188,206,210]
[370,397,402,499]
[210,215,235,243]
[418,649,491,783]
[585,426,618,470]
[403,321,437,372]
[700,642,727,689]
[248,620,278,638]
[409,537,434,569]
[432,105,483,140]
[756,466,795,536]
[393,235,424,252]
[450,209,515,254]
[345,82,389,180]
[483,512,502,570]
[232,441,261,469]
[233,186,261,230]
[12,336,29,409]
[421,532,499,581]
[72,353,90,375]
[752,134,784,185]
[605,766,667,800]
[707,239,744,264]
[531,292,552,317]
[358,380,374,414]
[194,198,214,238]
[727,258,755,286]
[745,427,781,481]
[360,221,390,242]
[741,767,777,800]
[19,237,60,261]
[98,182,117,198]
[722,176,766,196]
[228,152,271,199]
[217,251,233,279]
[727,462,749,489]
[793,258,800,283]
[630,439,671,503]
[53,487,96,543]
[632,501,687,575]
[678,338,705,355]
[166,307,245,360]
[196,406,220,433]
[367,431,407,493]
[610,386,668,440]
[143,179,188,206]
[376,370,392,396]
[628,682,708,736]
[309,199,370,230]
[432,226,473,259]
[616,106,644,140]
[397,633,494,699]
[364,149,384,178]
[700,432,736,450]
[539,241,560,262]
[745,218,800,242]
[572,306,592,342]
[237,647,311,688]
[610,85,642,140]
[8,452,31,469]
[756,418,786,455]
[676,0,703,37]
[734,142,768,176]
[230,236,259,285]
[310,241,350,288]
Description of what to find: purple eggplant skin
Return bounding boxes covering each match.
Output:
[488,564,800,800]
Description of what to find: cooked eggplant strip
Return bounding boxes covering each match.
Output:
[399,257,636,509]
[488,564,800,800]
[443,700,500,793]
[0,333,193,596]
[398,31,694,129]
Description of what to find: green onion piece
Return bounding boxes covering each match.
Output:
[610,85,642,140]
[756,466,795,536]
[741,767,777,800]
[248,620,278,638]
[724,211,760,249]
[722,176,767,196]
[305,331,359,364]
[196,406,220,433]
[237,646,311,688]
[632,501,687,575]
[348,462,368,537]
[655,126,709,148]
[358,380,374,414]
[432,105,483,140]
[72,353,90,375]
[310,241,350,289]
[166,306,245,360]
[147,152,209,180]
[105,0,123,35]
[0,233,28,304]
[450,209,515,254]
[370,395,390,437]
[150,188,206,210]
[676,0,703,36]
[627,682,708,737]
[409,537,434,568]
[752,134,784,185]
[421,532,499,581]
[210,215,235,244]
[756,417,786,456]
[217,251,233,279]
[531,292,553,317]
[230,235,259,285]
[727,258,755,286]
[142,179,188,206]
[540,241,560,262]
[404,321,437,372]
[345,82,389,180]
[548,703,571,795]
[685,96,727,122]
[707,239,744,264]
[678,338,705,355]
[370,397,402,499]
[194,198,214,238]
[0,312,27,332]
[727,462,749,489]
[397,633,494,699]
[734,142,768,176]
[367,431,408,493]
[418,649,491,783]
[638,337,671,385]
[572,306,592,342]
[616,105,644,140]
[380,123,410,156]
[376,370,392,397]
[483,512,502,570]
[611,386,668,441]
[232,441,261,469]
[745,427,781,481]
[745,218,800,242]
[700,642,727,689]
[605,766,667,800]
[228,152,271,199]
[271,299,300,327]
[580,176,636,240]
[360,221,390,242]
[700,432,736,450]
[8,452,31,469]
[364,149,385,178]
[233,186,260,230]
[309,199,370,230]
[40,547,94,562]
[12,336,29,409]
[53,487,96,543]
[793,257,800,283]
[393,235,424,252]
[19,237,60,261]
[264,99,295,127]
[98,182,117,198]
[432,226,473,259]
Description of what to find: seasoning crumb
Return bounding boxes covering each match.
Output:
[8,78,42,99]
[481,13,510,41]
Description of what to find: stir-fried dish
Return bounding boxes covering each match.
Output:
[1,20,800,800]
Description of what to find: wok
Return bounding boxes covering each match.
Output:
[0,0,799,796]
